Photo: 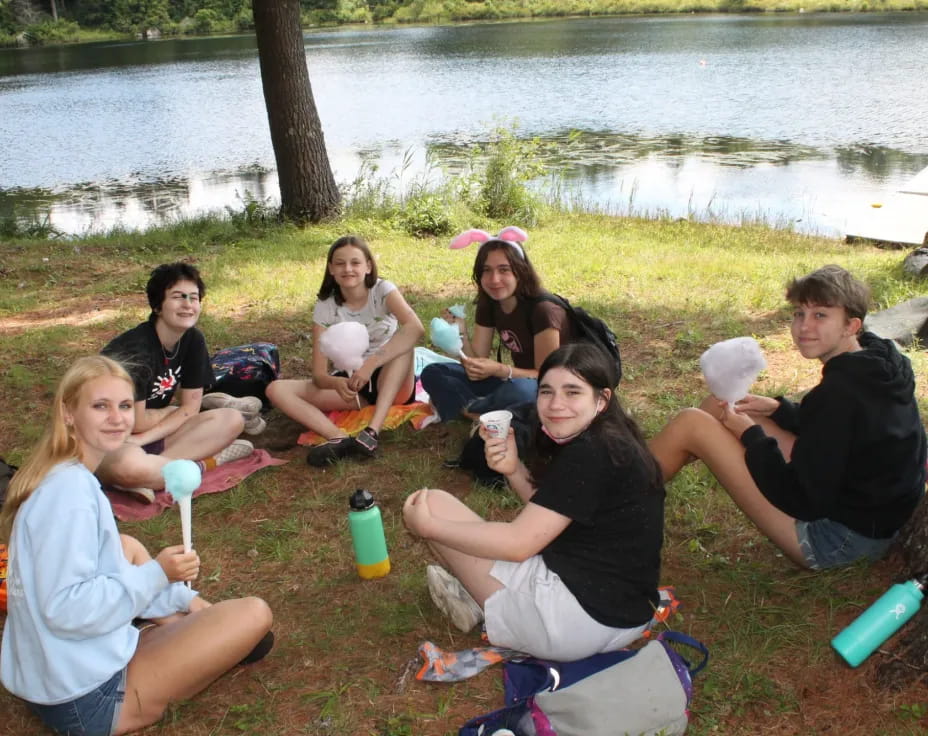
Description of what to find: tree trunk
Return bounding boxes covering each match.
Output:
[875,495,928,689]
[252,0,340,223]
[50,0,58,21]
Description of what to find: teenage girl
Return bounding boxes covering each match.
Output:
[0,355,272,736]
[266,235,424,465]
[404,343,665,661]
[421,229,571,421]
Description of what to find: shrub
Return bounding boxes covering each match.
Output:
[398,192,454,237]
[24,19,80,44]
[460,124,550,226]
[192,8,222,35]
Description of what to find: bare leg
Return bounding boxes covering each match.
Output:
[119,534,197,626]
[649,408,807,567]
[266,378,360,439]
[403,489,504,606]
[368,351,416,434]
[115,596,272,735]
[97,409,244,490]
[162,408,243,459]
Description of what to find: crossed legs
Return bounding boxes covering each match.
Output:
[648,405,807,567]
[97,408,244,490]
[267,351,415,438]
[115,535,272,735]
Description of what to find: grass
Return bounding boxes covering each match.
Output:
[1,209,927,734]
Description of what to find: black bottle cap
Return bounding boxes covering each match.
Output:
[349,489,374,511]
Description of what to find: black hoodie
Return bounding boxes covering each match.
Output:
[740,332,926,539]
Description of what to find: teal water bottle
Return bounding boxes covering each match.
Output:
[348,489,390,580]
[831,577,925,667]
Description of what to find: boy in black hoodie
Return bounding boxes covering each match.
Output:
[650,265,926,569]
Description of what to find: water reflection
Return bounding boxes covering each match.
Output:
[4,130,927,236]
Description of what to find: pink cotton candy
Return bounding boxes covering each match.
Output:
[319,321,370,374]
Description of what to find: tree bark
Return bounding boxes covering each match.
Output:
[252,0,340,223]
[875,495,928,689]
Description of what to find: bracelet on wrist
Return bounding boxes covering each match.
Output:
[505,364,513,381]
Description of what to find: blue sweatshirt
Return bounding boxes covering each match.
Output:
[1,461,197,705]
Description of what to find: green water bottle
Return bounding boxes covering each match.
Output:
[348,489,390,580]
[831,577,925,667]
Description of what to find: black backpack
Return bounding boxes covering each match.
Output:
[535,293,622,387]
[0,458,17,507]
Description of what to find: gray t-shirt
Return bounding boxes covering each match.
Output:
[312,279,398,360]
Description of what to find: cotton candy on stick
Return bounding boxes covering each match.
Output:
[699,336,767,407]
[162,459,202,588]
[318,321,370,408]
[430,317,466,359]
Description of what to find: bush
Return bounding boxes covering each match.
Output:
[192,8,222,34]
[24,19,81,45]
[461,124,550,226]
[397,192,454,238]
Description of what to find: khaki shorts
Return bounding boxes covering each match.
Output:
[485,555,649,661]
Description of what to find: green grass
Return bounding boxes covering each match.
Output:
[1,206,927,734]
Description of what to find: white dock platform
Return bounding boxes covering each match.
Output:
[845,166,928,247]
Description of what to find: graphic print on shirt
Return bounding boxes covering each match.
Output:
[149,366,181,402]
[500,329,524,355]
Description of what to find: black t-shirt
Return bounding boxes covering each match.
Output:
[475,294,571,370]
[102,320,212,409]
[530,433,664,628]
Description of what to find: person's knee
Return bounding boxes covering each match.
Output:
[209,407,245,437]
[247,597,273,632]
[420,363,441,389]
[265,379,286,405]
[105,450,153,487]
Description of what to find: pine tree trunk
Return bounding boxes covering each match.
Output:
[252,0,340,223]
[875,495,928,689]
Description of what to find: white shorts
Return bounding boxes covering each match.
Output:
[484,555,649,661]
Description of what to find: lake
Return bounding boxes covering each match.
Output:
[1,13,927,236]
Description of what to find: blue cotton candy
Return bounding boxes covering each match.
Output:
[162,459,201,501]
[430,317,463,357]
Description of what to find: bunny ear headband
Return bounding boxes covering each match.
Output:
[449,226,528,259]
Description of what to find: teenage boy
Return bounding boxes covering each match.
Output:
[98,263,257,501]
[650,265,926,569]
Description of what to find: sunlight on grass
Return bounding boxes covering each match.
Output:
[2,202,926,735]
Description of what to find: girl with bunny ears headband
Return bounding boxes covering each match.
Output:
[420,226,572,423]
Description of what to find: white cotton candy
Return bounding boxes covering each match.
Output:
[699,336,767,405]
[319,321,370,374]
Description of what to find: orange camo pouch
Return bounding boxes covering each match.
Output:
[0,543,8,612]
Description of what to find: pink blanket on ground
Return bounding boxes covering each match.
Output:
[104,449,287,522]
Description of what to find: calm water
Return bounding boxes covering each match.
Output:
[2,13,927,235]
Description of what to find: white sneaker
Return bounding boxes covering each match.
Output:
[215,439,254,466]
[115,486,156,503]
[201,392,263,418]
[243,415,267,435]
[426,564,484,633]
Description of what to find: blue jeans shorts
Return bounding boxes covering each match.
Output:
[796,518,894,570]
[28,668,126,736]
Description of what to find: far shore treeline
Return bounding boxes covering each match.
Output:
[3,0,928,48]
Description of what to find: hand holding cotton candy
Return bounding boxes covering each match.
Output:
[162,459,201,587]
[318,321,370,374]
[430,317,465,359]
[699,337,767,406]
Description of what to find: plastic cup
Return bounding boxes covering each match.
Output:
[479,410,512,439]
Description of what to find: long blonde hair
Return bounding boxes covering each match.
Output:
[0,356,133,543]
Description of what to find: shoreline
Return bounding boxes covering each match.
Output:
[3,4,927,49]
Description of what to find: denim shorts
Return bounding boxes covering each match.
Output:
[28,668,126,736]
[796,518,894,570]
